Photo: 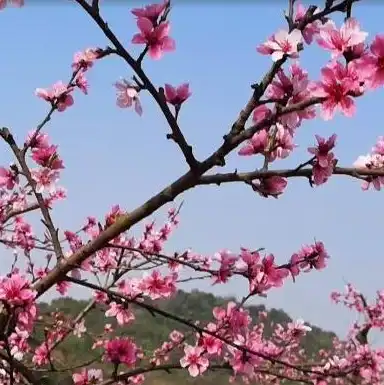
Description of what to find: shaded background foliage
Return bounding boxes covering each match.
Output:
[34,290,336,384]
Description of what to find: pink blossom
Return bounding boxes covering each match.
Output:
[132,18,175,60]
[0,274,36,307]
[35,81,74,112]
[267,64,316,131]
[104,338,139,366]
[31,145,64,170]
[0,167,18,190]
[213,302,250,333]
[31,168,60,194]
[72,48,99,72]
[75,71,89,95]
[292,241,329,273]
[198,323,223,355]
[308,134,337,186]
[268,124,295,161]
[259,176,288,197]
[32,343,49,366]
[317,18,368,58]
[73,319,86,338]
[294,3,321,44]
[131,0,168,24]
[353,137,384,190]
[0,0,23,9]
[357,34,384,89]
[73,368,103,385]
[288,318,312,337]
[311,62,356,120]
[164,83,191,106]
[253,104,272,124]
[180,345,209,377]
[139,270,177,299]
[114,79,142,116]
[238,129,268,156]
[105,302,135,325]
[25,130,50,149]
[257,29,302,62]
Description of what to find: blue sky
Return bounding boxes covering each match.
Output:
[0,1,384,339]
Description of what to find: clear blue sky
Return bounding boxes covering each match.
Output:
[0,1,383,339]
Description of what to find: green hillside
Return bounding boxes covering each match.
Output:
[33,290,336,384]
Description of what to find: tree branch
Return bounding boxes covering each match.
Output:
[0,128,64,261]
[32,0,358,297]
[74,0,199,171]
[198,166,384,186]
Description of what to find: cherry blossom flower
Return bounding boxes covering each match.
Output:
[105,302,135,325]
[180,345,209,377]
[0,167,18,190]
[308,134,337,185]
[164,83,191,106]
[357,34,384,89]
[317,18,368,58]
[31,168,60,194]
[0,274,36,307]
[257,29,302,62]
[31,145,64,170]
[114,79,142,116]
[104,338,139,366]
[73,368,103,385]
[35,81,74,112]
[311,62,356,120]
[132,18,175,60]
[294,2,321,44]
[72,48,99,72]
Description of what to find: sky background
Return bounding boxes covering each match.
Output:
[0,0,383,341]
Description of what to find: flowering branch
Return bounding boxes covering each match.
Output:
[74,0,200,171]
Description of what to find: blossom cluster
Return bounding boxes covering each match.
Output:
[0,0,383,385]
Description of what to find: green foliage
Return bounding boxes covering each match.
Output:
[34,290,336,384]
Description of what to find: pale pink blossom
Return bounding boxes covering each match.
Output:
[180,345,209,377]
[35,81,74,112]
[72,48,99,71]
[105,302,135,325]
[317,18,368,58]
[73,319,86,338]
[238,129,268,156]
[114,79,142,116]
[257,29,302,62]
[73,368,103,385]
[31,168,60,194]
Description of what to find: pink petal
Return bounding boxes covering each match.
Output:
[137,17,153,34]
